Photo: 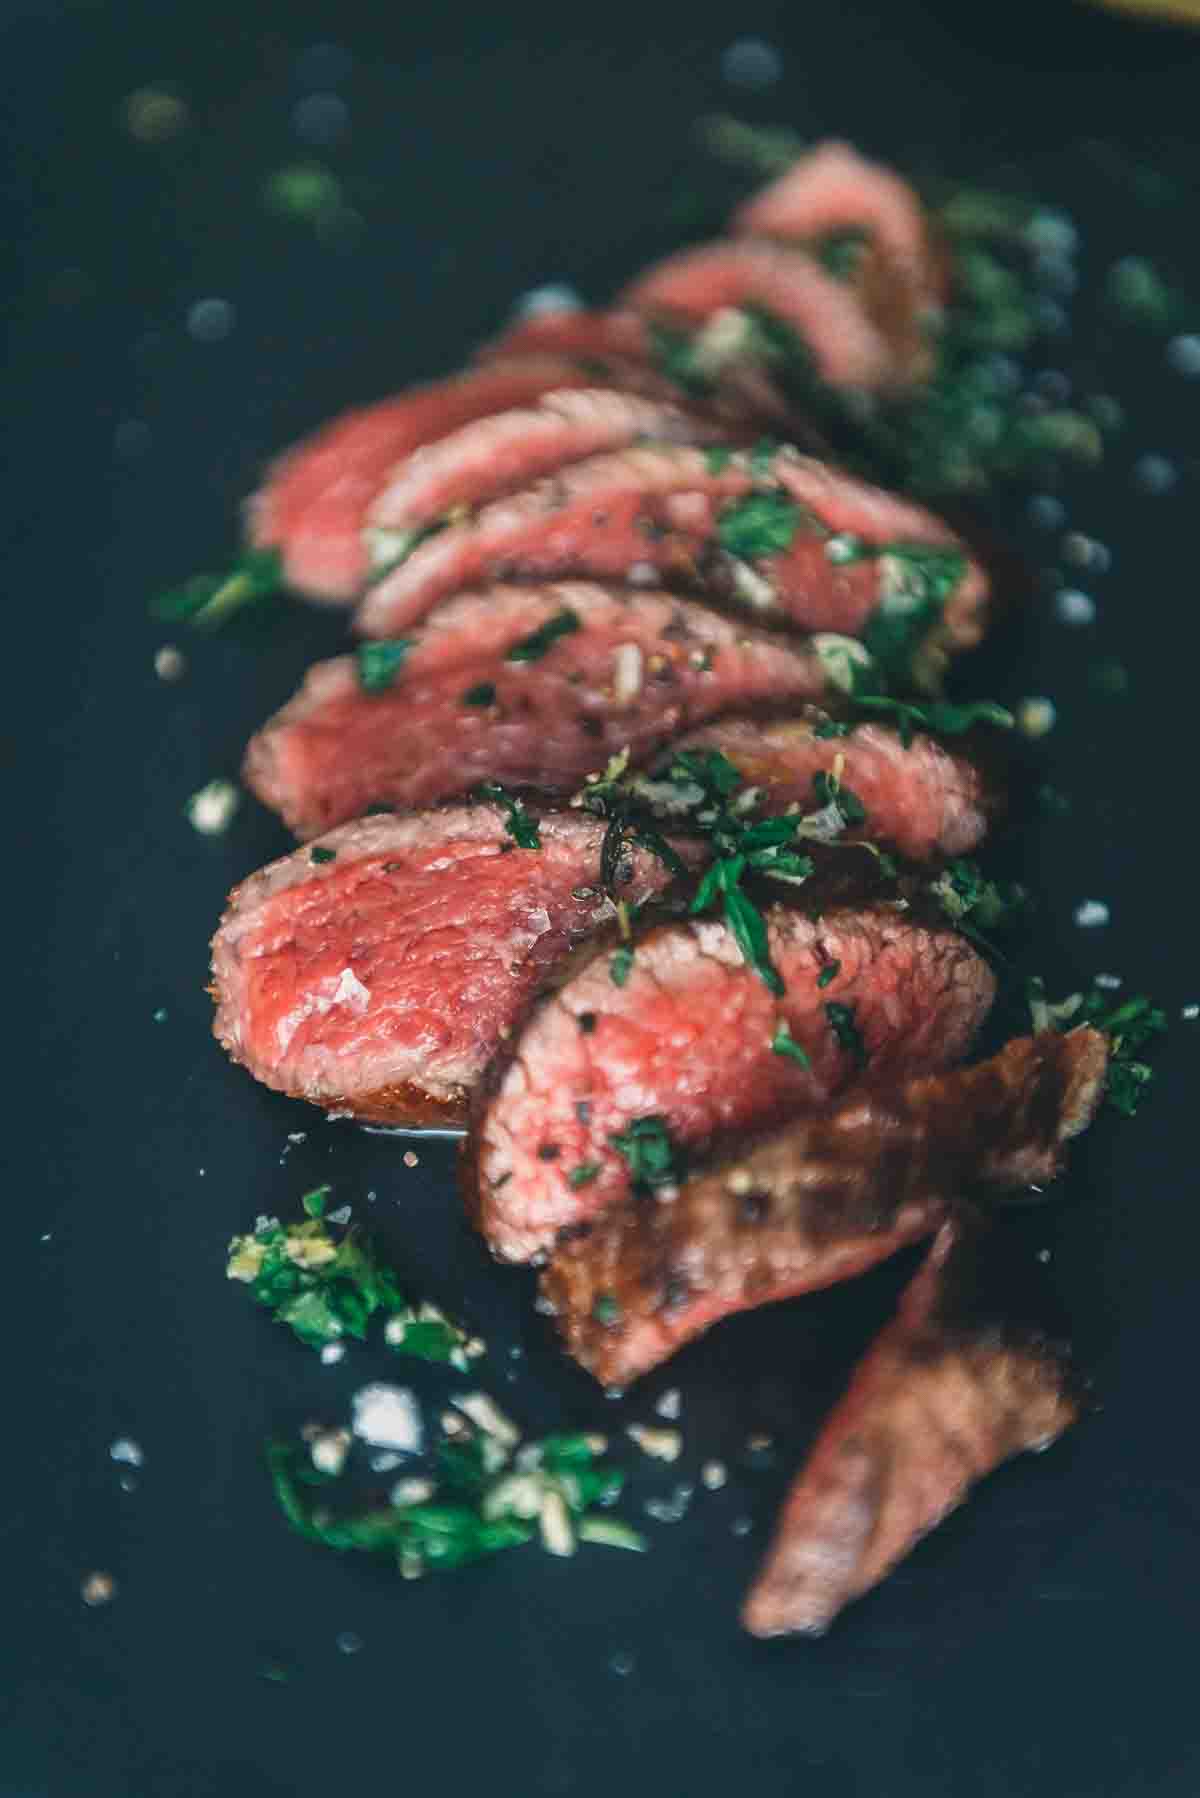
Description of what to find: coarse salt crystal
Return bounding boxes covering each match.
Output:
[186,779,239,835]
[81,1572,116,1607]
[154,645,185,681]
[1074,900,1110,929]
[390,1477,435,1507]
[320,1343,346,1366]
[351,1384,422,1453]
[109,1438,144,1468]
[627,1424,682,1462]
[310,1428,351,1475]
[1094,973,1122,990]
[654,1389,681,1420]
[403,1150,419,1168]
[1181,1004,1198,1021]
[327,1203,352,1225]
[1167,334,1200,377]
[701,1460,727,1491]
[1017,697,1056,739]
[1055,589,1095,627]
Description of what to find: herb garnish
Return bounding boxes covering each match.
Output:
[463,682,497,707]
[862,545,969,683]
[591,1294,621,1325]
[705,445,734,474]
[770,1021,812,1067]
[849,692,1014,746]
[357,638,415,693]
[1027,979,1166,1118]
[609,1115,681,1192]
[476,782,541,849]
[812,770,866,828]
[716,490,802,560]
[609,945,635,986]
[227,1187,408,1349]
[930,858,1023,956]
[268,1420,643,1576]
[825,1001,868,1066]
[816,228,870,281]
[817,960,841,989]
[506,608,580,662]
[153,547,283,630]
[310,846,336,864]
[569,1163,602,1189]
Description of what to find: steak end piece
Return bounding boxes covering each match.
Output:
[741,1212,1082,1638]
[466,900,996,1264]
[542,1028,1108,1388]
[210,808,688,1128]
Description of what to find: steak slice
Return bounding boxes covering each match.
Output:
[732,140,942,311]
[247,358,609,602]
[244,583,835,839]
[671,714,992,860]
[742,1212,1082,1637]
[210,808,691,1128]
[476,308,654,366]
[356,443,987,678]
[367,388,727,538]
[620,240,897,391]
[541,1029,1108,1388]
[467,902,995,1263]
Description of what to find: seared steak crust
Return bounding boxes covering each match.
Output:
[742,1214,1082,1637]
[542,1029,1108,1387]
[466,900,996,1264]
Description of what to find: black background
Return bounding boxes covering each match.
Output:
[5,1,1200,1793]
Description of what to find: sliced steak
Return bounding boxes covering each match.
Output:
[210,808,691,1128]
[467,902,995,1263]
[620,240,897,391]
[247,358,607,602]
[367,389,727,538]
[742,1213,1081,1637]
[542,1029,1108,1387]
[732,140,942,310]
[671,714,992,860]
[356,443,988,679]
[244,583,835,839]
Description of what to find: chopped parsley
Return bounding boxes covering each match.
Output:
[609,1115,681,1192]
[609,945,635,986]
[153,546,283,631]
[227,1188,408,1349]
[568,1163,602,1189]
[716,490,803,560]
[825,1001,868,1066]
[930,859,1022,952]
[268,1418,642,1576]
[770,1021,812,1068]
[816,228,870,281]
[817,960,841,990]
[357,638,415,693]
[812,770,866,827]
[310,846,336,864]
[506,608,580,662]
[591,1294,621,1325]
[1028,979,1166,1118]
[861,544,969,684]
[647,320,714,396]
[463,682,497,707]
[849,692,1014,747]
[476,782,541,849]
[704,445,734,473]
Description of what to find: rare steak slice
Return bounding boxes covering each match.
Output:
[210,807,690,1128]
[732,139,943,311]
[246,358,612,602]
[243,582,836,839]
[542,1029,1108,1387]
[742,1212,1081,1636]
[356,443,988,688]
[367,388,727,540]
[467,902,995,1263]
[669,714,993,860]
[621,238,898,391]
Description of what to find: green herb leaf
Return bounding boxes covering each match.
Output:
[704,446,734,474]
[476,782,541,849]
[812,770,866,827]
[301,1186,330,1219]
[717,490,803,560]
[724,882,784,995]
[152,547,283,631]
[817,960,841,990]
[310,846,337,864]
[930,859,1021,936]
[463,682,497,707]
[609,1116,681,1191]
[770,1021,812,1068]
[1029,979,1167,1118]
[592,1294,621,1326]
[851,692,1014,745]
[825,1001,868,1066]
[568,1163,602,1189]
[505,608,580,663]
[357,638,415,693]
[862,544,968,683]
[647,321,714,396]
[816,228,870,281]
[610,946,635,986]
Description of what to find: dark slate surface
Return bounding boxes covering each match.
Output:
[5,1,1200,1793]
